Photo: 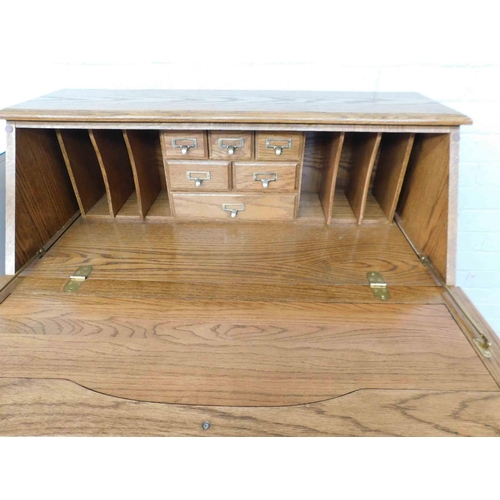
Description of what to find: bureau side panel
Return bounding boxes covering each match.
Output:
[396,132,455,284]
[13,128,79,271]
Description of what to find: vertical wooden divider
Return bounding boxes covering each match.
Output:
[372,133,415,222]
[14,129,79,271]
[293,133,307,219]
[319,132,345,224]
[396,133,452,283]
[123,130,162,219]
[345,133,382,224]
[57,130,108,217]
[89,130,136,217]
[159,132,176,218]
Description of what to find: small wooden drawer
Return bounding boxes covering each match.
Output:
[233,162,298,191]
[172,193,296,220]
[167,161,230,191]
[162,132,208,159]
[255,132,304,161]
[209,131,254,160]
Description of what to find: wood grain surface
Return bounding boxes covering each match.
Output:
[20,219,436,285]
[57,129,107,216]
[167,160,230,191]
[444,287,500,388]
[11,277,444,304]
[172,193,296,220]
[85,194,112,219]
[154,131,168,190]
[209,131,254,159]
[363,193,391,223]
[319,132,345,224]
[0,297,495,406]
[331,191,385,224]
[144,190,172,219]
[1,379,499,436]
[345,133,382,224]
[14,122,455,134]
[233,162,297,191]
[397,133,450,282]
[115,192,141,219]
[372,133,415,221]
[301,132,327,193]
[161,131,208,159]
[255,132,304,160]
[290,128,306,213]
[89,130,136,216]
[2,92,484,435]
[446,128,460,285]
[123,130,162,218]
[297,193,326,222]
[15,129,79,270]
[0,90,472,125]
[336,132,355,190]
[0,275,13,290]
[331,190,359,223]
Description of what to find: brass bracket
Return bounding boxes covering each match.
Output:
[366,272,390,301]
[474,334,492,358]
[419,256,494,359]
[64,266,93,292]
[394,216,494,359]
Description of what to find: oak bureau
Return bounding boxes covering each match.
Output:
[1,89,500,436]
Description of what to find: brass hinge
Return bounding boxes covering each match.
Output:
[366,272,390,301]
[64,266,93,292]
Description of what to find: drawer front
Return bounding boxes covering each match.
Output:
[209,131,254,160]
[168,161,230,191]
[162,132,208,159]
[233,162,298,191]
[172,193,296,220]
[255,132,304,161]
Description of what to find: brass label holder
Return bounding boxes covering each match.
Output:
[64,266,93,292]
[366,272,390,301]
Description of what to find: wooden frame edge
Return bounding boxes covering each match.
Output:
[0,211,81,303]
[13,122,454,134]
[5,122,15,275]
[447,128,460,286]
[443,286,500,387]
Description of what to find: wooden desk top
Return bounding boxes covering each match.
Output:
[0,89,472,126]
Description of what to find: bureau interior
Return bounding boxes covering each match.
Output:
[14,127,452,282]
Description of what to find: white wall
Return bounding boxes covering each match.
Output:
[1,2,499,333]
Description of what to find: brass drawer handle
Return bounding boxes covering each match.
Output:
[253,172,278,188]
[186,171,211,188]
[222,203,245,218]
[218,138,244,155]
[266,138,292,156]
[172,137,198,155]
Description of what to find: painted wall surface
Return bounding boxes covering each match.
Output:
[1,2,498,333]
